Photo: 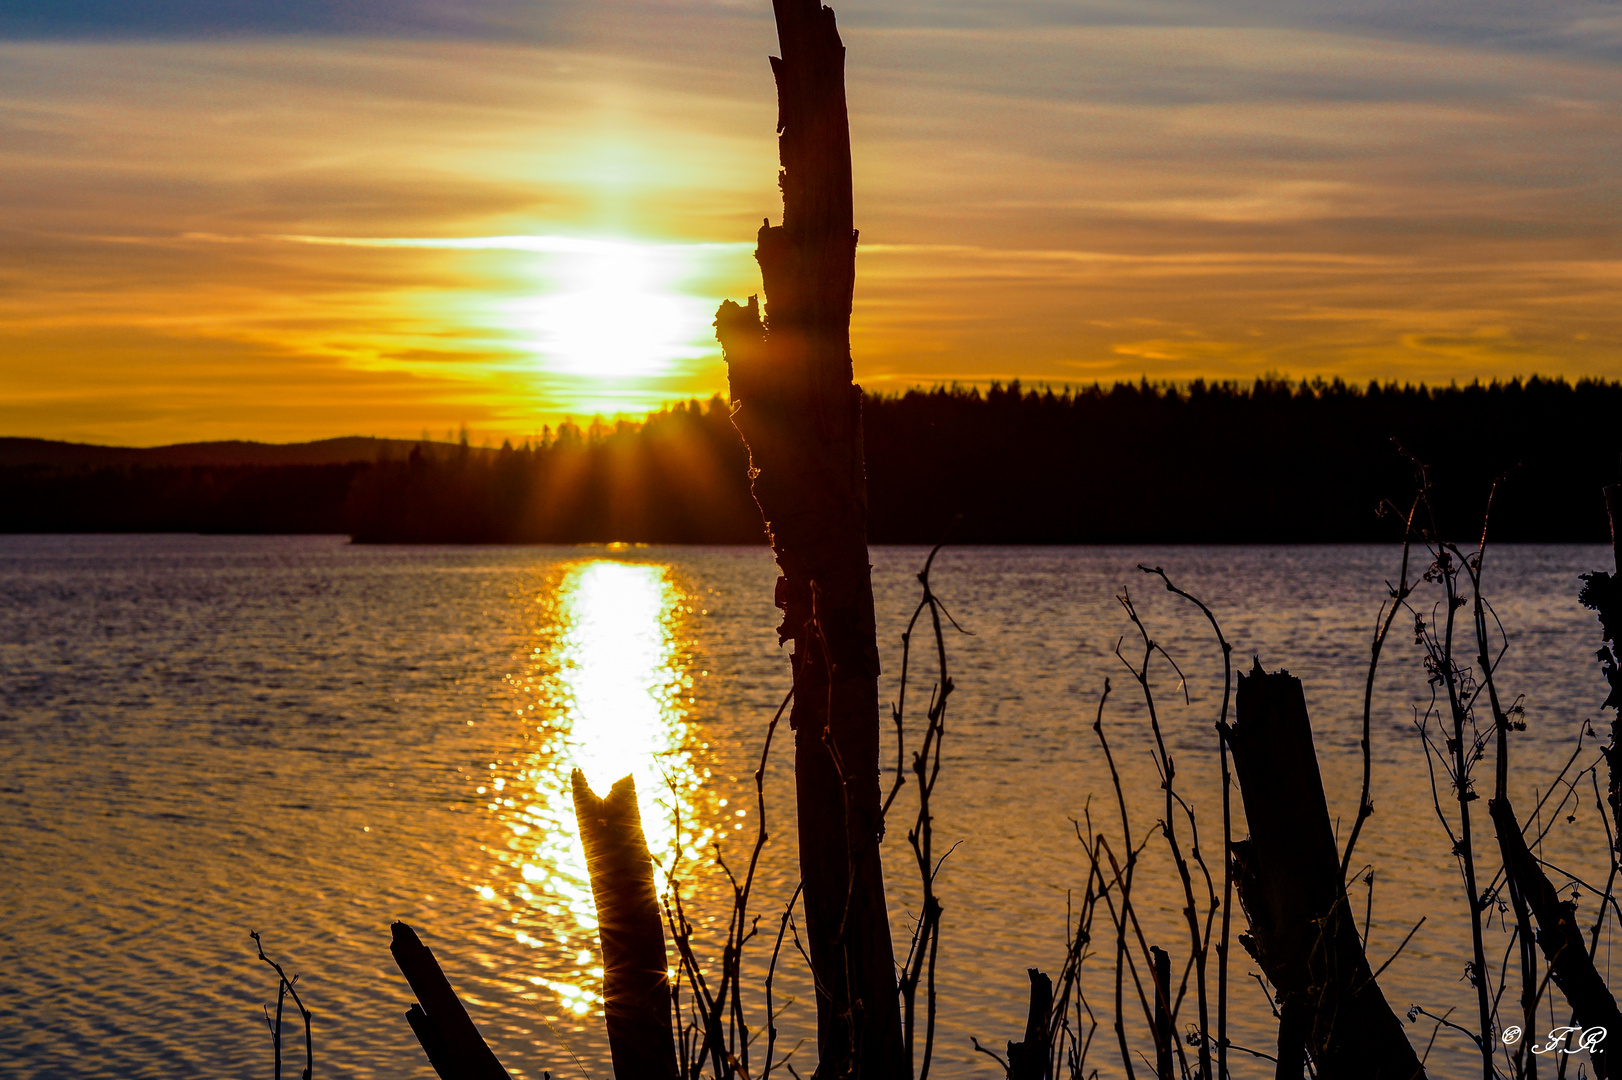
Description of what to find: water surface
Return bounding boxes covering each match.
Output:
[1,537,1614,1078]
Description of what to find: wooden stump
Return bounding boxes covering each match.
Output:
[389,921,513,1080]
[1492,794,1621,1077]
[1006,968,1052,1080]
[571,770,678,1080]
[1228,661,1425,1079]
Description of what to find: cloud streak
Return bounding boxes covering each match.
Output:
[1,4,1618,443]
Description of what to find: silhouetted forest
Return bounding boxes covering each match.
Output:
[868,375,1622,543]
[4,377,1619,543]
[0,463,368,534]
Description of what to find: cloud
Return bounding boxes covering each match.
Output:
[2,4,1620,443]
[0,0,542,41]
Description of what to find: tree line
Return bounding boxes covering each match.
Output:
[2,375,1618,543]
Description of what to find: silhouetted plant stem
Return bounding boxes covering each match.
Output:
[276,979,288,1080]
[1405,453,1496,1080]
[886,541,962,1080]
[259,963,288,1080]
[1089,680,1137,1080]
[1116,591,1213,1080]
[663,686,792,1079]
[1607,484,1621,571]
[1589,486,1622,864]
[1052,834,1104,1078]
[1457,482,1550,1080]
[1443,557,1494,1080]
[1088,783,1175,1075]
[763,881,805,1080]
[1506,878,1540,1080]
[1140,564,1234,1080]
[1341,498,1419,883]
[1587,767,1622,964]
[251,931,313,1080]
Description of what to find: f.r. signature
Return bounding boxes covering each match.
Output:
[1501,1026,1607,1054]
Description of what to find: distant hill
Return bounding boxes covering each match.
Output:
[0,435,483,468]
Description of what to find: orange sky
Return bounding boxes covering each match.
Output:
[2,2,1620,445]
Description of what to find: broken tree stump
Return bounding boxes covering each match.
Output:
[570,769,678,1080]
[1491,795,1620,1078]
[1006,967,1052,1080]
[1151,946,1173,1080]
[713,0,905,1074]
[389,921,513,1080]
[1227,661,1425,1079]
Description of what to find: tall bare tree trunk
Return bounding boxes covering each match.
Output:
[1607,484,1620,570]
[1596,486,1622,854]
[1228,662,1425,1079]
[713,2,904,1075]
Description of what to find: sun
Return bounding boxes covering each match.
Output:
[269,231,755,411]
[501,238,718,380]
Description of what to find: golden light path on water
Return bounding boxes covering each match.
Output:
[478,559,737,1018]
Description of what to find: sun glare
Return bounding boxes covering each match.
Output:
[271,232,754,405]
[476,559,706,1018]
[504,242,714,379]
[559,560,689,795]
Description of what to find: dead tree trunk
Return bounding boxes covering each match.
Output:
[1607,484,1620,570]
[1490,795,1620,1078]
[389,921,513,1080]
[713,1,904,1076]
[1150,947,1174,1080]
[1227,661,1425,1079]
[1592,486,1622,855]
[1006,968,1052,1080]
[571,770,678,1080]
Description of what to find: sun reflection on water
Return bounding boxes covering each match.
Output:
[478,559,706,1018]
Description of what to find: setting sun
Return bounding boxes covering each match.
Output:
[499,237,727,380]
[270,231,757,414]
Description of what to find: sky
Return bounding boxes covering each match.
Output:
[2,0,1620,446]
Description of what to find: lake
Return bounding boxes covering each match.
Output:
[1,536,1615,1078]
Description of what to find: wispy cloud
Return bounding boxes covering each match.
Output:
[1,1,1619,443]
[263,233,754,255]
